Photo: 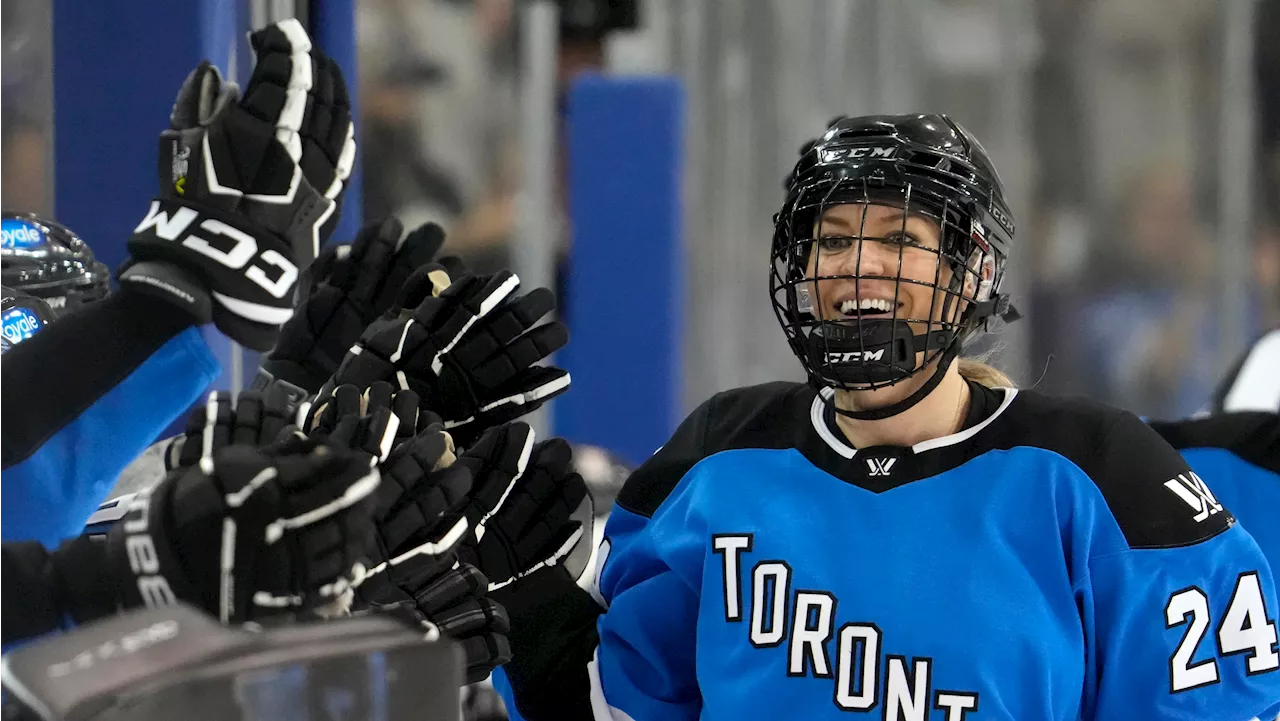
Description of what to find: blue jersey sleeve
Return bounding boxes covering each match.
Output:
[591,501,703,721]
[1085,525,1280,720]
[587,392,725,721]
[1,326,219,547]
[1077,412,1280,721]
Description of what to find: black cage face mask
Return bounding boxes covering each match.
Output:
[769,178,1002,393]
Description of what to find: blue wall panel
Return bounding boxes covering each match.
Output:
[556,74,685,466]
[310,0,362,243]
[53,0,245,435]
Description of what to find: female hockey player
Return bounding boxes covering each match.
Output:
[499,114,1280,721]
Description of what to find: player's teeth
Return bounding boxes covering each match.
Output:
[839,298,894,315]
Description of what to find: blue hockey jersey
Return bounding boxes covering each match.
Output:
[1152,412,1280,596]
[588,382,1280,721]
[1153,412,1280,721]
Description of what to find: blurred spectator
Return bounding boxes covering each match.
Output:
[1074,164,1264,418]
[1256,0,1280,227]
[1254,224,1280,329]
[1254,0,1280,334]
[359,49,466,225]
[357,0,520,274]
[356,0,639,302]
[2,0,52,216]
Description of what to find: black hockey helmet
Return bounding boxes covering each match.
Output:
[1,211,111,314]
[770,114,1018,420]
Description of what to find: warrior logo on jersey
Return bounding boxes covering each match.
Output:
[1163,472,1223,523]
[866,458,897,477]
[714,534,981,720]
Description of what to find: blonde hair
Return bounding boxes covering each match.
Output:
[957,357,1015,389]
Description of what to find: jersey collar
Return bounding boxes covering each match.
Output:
[809,385,1019,459]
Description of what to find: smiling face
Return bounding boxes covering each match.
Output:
[804,202,969,331]
[797,200,995,412]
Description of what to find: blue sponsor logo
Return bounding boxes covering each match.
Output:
[0,219,47,250]
[1,307,44,350]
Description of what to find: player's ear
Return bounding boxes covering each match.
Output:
[961,252,995,300]
[950,252,994,325]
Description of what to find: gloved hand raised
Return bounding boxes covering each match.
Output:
[319,265,570,447]
[254,219,454,401]
[120,19,355,351]
[453,422,593,592]
[106,436,379,623]
[326,390,511,683]
[165,389,297,474]
[305,381,427,463]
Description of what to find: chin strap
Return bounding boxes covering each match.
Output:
[826,348,958,421]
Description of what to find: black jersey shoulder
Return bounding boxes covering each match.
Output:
[984,390,1236,549]
[1148,412,1280,475]
[615,381,814,518]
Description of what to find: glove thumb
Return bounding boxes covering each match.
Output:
[434,435,458,471]
[170,61,240,129]
[394,263,454,313]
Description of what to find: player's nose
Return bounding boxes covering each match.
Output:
[836,237,896,277]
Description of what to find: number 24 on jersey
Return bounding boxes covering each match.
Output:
[1165,572,1280,693]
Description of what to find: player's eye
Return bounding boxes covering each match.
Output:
[816,236,855,253]
[884,231,927,249]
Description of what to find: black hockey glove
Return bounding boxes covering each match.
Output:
[298,380,466,599]
[254,219,453,401]
[320,267,570,447]
[455,426,591,592]
[105,436,379,624]
[305,381,427,463]
[357,422,470,598]
[358,554,511,685]
[303,382,467,600]
[396,560,512,684]
[359,505,513,685]
[120,19,355,351]
[341,413,510,683]
[165,389,296,473]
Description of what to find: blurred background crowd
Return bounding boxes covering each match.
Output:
[5,0,1279,421]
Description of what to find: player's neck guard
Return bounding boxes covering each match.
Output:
[824,347,958,421]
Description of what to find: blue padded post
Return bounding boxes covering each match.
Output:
[556,74,685,466]
[53,0,243,423]
[309,0,362,242]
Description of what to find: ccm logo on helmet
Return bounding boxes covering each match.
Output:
[826,349,885,363]
[134,202,298,299]
[821,146,898,163]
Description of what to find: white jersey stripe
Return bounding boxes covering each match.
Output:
[1221,330,1280,413]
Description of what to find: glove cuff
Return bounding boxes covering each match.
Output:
[254,357,329,401]
[118,260,213,325]
[128,198,300,349]
[105,485,201,612]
